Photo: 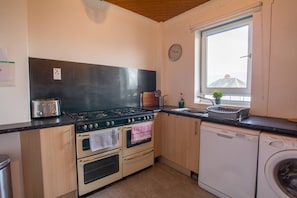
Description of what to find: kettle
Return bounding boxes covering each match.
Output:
[159,95,167,107]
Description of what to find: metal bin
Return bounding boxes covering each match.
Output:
[0,155,12,198]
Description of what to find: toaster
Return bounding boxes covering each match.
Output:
[31,99,61,118]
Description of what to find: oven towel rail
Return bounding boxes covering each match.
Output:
[89,129,119,152]
[131,123,152,144]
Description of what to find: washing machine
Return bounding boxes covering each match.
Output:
[257,132,297,198]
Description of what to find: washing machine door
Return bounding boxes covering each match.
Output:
[265,150,297,198]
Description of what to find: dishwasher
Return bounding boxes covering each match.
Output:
[198,122,259,198]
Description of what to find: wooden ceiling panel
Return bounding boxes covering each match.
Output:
[104,0,210,22]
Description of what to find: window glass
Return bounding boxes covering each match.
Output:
[198,17,252,105]
[206,25,249,88]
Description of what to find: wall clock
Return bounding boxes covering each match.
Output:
[168,43,182,62]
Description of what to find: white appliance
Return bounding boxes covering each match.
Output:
[198,122,260,198]
[257,132,297,198]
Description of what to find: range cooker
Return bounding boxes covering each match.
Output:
[66,107,154,196]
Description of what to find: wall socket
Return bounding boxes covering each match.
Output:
[53,67,61,80]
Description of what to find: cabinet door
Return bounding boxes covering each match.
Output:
[175,115,187,167]
[185,118,200,173]
[161,113,176,162]
[154,113,162,157]
[40,125,77,198]
[175,116,200,172]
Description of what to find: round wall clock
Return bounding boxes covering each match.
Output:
[168,43,182,62]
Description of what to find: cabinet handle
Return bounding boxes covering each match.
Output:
[67,128,72,147]
[78,134,89,137]
[194,121,198,135]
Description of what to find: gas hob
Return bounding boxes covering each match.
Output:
[66,107,154,133]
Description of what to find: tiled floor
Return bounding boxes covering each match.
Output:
[85,162,215,198]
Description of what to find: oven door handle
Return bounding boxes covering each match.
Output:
[77,134,89,137]
[124,149,153,161]
[79,148,121,163]
[123,127,132,131]
[77,132,120,140]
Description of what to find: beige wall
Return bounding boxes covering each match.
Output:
[162,0,297,119]
[162,0,262,109]
[0,0,30,125]
[28,0,161,71]
[267,0,297,118]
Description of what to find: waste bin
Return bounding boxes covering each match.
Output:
[0,155,12,198]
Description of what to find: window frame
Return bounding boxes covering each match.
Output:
[198,17,253,104]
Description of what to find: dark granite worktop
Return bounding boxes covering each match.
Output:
[145,106,297,137]
[0,115,75,134]
[1,106,297,137]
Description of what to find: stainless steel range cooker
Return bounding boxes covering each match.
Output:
[66,107,154,196]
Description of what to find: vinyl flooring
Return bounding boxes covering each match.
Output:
[85,162,216,198]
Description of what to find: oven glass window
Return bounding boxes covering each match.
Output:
[274,159,297,197]
[82,139,90,151]
[83,154,119,184]
[127,129,151,148]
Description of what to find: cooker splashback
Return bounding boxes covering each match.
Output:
[29,58,156,112]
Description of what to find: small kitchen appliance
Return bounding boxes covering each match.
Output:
[66,107,154,196]
[31,98,61,118]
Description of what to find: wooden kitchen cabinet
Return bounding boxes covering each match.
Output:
[161,113,177,163]
[161,113,201,173]
[21,125,77,198]
[183,117,200,172]
[154,113,162,157]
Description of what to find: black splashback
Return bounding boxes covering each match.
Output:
[29,58,156,112]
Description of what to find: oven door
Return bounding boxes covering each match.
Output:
[77,148,122,196]
[123,121,154,157]
[76,127,122,159]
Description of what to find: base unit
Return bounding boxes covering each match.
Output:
[20,125,77,198]
[123,148,154,177]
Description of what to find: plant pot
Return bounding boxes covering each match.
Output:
[215,98,221,105]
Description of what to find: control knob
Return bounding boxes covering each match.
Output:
[94,123,98,128]
[83,125,88,131]
[111,121,115,126]
[106,121,110,127]
[89,124,93,129]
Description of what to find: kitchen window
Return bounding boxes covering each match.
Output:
[196,17,253,106]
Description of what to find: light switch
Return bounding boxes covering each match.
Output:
[53,67,61,80]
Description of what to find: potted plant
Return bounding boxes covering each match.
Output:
[212,90,223,104]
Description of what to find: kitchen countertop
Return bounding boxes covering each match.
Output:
[145,106,297,137]
[1,106,297,137]
[0,115,75,134]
